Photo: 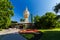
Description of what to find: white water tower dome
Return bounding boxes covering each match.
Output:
[24,7,30,18]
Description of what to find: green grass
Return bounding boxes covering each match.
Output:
[0,28,2,31]
[21,28,60,40]
[39,28,60,40]
[38,28,60,32]
[40,31,60,40]
[21,34,34,40]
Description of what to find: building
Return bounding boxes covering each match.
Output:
[23,7,30,23]
[10,7,34,29]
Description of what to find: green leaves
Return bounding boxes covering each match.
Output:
[40,12,57,29]
[20,19,25,22]
[34,15,40,22]
[54,3,60,13]
[0,0,14,29]
[34,12,59,29]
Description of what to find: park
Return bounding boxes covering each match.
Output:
[0,0,60,40]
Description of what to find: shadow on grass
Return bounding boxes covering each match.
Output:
[22,31,60,40]
[21,32,43,40]
[40,31,60,40]
[29,32,43,40]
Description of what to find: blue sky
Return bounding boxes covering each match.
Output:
[10,0,60,22]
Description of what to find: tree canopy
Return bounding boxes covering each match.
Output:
[40,12,57,29]
[0,0,14,29]
[33,12,59,29]
[54,3,60,13]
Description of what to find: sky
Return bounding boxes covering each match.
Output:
[10,0,60,22]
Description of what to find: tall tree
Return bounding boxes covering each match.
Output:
[54,3,60,23]
[34,15,40,23]
[40,12,57,29]
[34,15,41,29]
[54,3,60,13]
[0,0,14,29]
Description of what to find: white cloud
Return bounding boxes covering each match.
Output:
[57,13,60,15]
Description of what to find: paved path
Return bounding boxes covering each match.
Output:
[0,28,27,40]
[0,28,19,35]
[0,33,26,40]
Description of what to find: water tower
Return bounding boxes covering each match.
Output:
[24,7,30,23]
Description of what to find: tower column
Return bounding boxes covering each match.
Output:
[24,7,30,23]
[25,18,29,23]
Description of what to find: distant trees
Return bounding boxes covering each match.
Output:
[33,12,59,29]
[20,18,25,22]
[54,3,60,19]
[34,15,41,29]
[40,12,57,29]
[0,0,14,29]
[53,3,60,28]
[33,3,60,29]
[54,3,60,13]
[11,21,17,23]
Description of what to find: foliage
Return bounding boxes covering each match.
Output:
[53,3,60,21]
[55,21,60,28]
[0,0,14,29]
[20,18,25,22]
[11,21,17,23]
[40,12,57,29]
[33,15,41,29]
[54,3,60,13]
[34,15,40,22]
[53,3,60,28]
[33,12,59,29]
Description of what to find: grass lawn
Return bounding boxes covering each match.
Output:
[21,28,60,40]
[39,28,60,40]
[21,34,34,40]
[40,31,60,40]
